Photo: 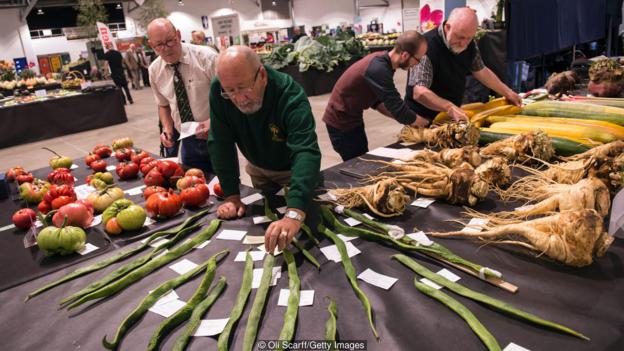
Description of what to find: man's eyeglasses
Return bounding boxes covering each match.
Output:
[220,67,261,100]
[152,37,177,51]
[409,53,421,64]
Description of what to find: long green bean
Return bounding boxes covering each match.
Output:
[102,250,228,350]
[146,258,221,351]
[60,223,201,306]
[292,238,321,270]
[26,209,212,302]
[414,280,501,351]
[320,205,500,279]
[393,254,589,340]
[318,224,378,340]
[172,277,227,351]
[242,253,276,351]
[324,296,337,350]
[217,252,254,351]
[66,219,222,310]
[276,249,300,349]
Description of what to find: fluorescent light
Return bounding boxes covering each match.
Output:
[116,3,122,10]
[36,8,44,15]
[272,0,276,5]
[178,0,184,6]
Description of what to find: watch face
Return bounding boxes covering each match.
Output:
[286,210,301,221]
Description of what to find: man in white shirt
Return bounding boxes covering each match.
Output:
[147,18,217,174]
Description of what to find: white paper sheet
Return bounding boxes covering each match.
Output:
[178,121,200,140]
[148,298,186,317]
[277,289,315,306]
[241,193,263,205]
[77,243,99,256]
[252,267,281,289]
[410,197,436,208]
[437,269,461,282]
[216,229,247,241]
[234,250,266,262]
[194,318,230,337]
[357,268,398,290]
[407,231,434,246]
[319,242,361,262]
[169,259,199,275]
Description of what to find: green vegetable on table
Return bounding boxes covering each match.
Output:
[217,252,254,351]
[393,254,589,340]
[276,249,300,350]
[414,280,501,351]
[65,219,222,310]
[324,297,338,350]
[102,250,228,350]
[243,253,276,351]
[36,216,86,256]
[318,224,378,340]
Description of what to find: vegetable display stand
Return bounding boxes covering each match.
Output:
[278,58,357,96]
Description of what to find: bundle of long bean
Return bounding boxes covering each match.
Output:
[393,254,589,340]
[146,261,223,350]
[414,280,501,351]
[318,224,379,339]
[60,222,202,307]
[275,249,300,350]
[217,252,254,351]
[320,205,506,285]
[26,209,212,301]
[101,250,228,350]
[242,253,276,351]
[172,277,227,351]
[65,219,222,310]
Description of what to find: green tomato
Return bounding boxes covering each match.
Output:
[50,156,73,170]
[94,172,114,184]
[102,198,134,225]
[87,187,125,213]
[90,178,108,190]
[37,225,86,256]
[116,204,146,231]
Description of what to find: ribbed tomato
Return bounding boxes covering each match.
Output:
[145,190,182,218]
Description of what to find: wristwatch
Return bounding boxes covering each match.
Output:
[285,210,304,222]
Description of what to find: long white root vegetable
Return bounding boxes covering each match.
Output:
[409,146,482,168]
[480,130,555,162]
[562,140,624,162]
[430,209,613,267]
[399,122,480,149]
[474,157,512,188]
[329,178,410,217]
[470,177,611,224]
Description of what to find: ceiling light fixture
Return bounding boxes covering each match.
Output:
[272,1,276,5]
[116,3,122,10]
[36,8,44,15]
[178,0,184,6]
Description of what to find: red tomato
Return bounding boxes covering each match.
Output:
[143,185,167,200]
[105,217,123,235]
[114,148,132,162]
[184,168,205,179]
[12,208,36,230]
[90,159,108,172]
[92,144,112,158]
[145,190,183,218]
[144,169,165,187]
[16,173,34,184]
[51,195,74,210]
[156,160,184,179]
[176,175,205,190]
[180,184,210,207]
[47,168,74,186]
[6,167,28,182]
[38,200,52,214]
[116,162,139,180]
[140,159,158,176]
[130,149,149,165]
[213,183,224,198]
[85,153,101,167]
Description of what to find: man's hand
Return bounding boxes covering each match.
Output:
[216,195,245,219]
[410,115,430,128]
[195,120,211,140]
[160,130,175,148]
[265,217,302,254]
[505,92,523,107]
[447,105,469,122]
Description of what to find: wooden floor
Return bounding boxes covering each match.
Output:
[0,70,409,186]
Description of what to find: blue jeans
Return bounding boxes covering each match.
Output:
[326,123,368,161]
[164,129,213,174]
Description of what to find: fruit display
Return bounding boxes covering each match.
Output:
[180,183,210,207]
[43,147,73,169]
[19,180,51,204]
[112,137,134,151]
[115,162,139,180]
[86,172,114,190]
[12,208,37,230]
[92,144,113,158]
[143,160,184,188]
[356,32,399,48]
[86,186,125,213]
[102,199,147,233]
[36,219,87,256]
[52,201,94,229]
[60,71,85,90]
[47,168,75,186]
[6,166,28,182]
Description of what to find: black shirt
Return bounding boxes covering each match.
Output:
[103,50,125,81]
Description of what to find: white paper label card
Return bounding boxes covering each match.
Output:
[344,217,362,227]
[178,121,200,140]
[357,268,398,290]
[207,176,220,196]
[195,240,210,249]
[256,244,282,256]
[148,298,187,318]
[275,188,286,196]
[503,343,531,351]
[420,278,443,290]
[125,185,146,196]
[317,192,337,202]
[462,218,489,233]
[234,250,265,262]
[144,217,156,226]
[252,216,272,225]
[216,229,247,241]
[277,289,315,306]
[243,235,265,245]
[106,165,116,171]
[252,267,281,289]
[34,89,47,97]
[514,204,535,212]
[336,234,358,242]
[169,259,199,275]
[411,197,436,208]
[0,223,16,232]
[437,269,461,282]
[363,213,374,220]
[194,318,230,337]
[90,215,102,228]
[153,290,180,306]
[144,237,169,248]
[241,193,263,205]
[74,184,96,200]
[78,243,99,255]
[407,231,434,246]
[320,242,361,262]
[70,164,79,170]
[276,206,287,214]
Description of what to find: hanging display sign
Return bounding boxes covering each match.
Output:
[97,22,116,51]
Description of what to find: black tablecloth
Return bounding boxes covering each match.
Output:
[0,88,127,148]
[0,146,623,350]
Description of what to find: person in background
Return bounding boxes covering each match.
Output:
[290,27,307,43]
[147,18,217,174]
[192,30,220,53]
[208,46,321,253]
[138,46,151,87]
[322,30,427,161]
[124,43,142,90]
[405,7,522,125]
[102,42,133,104]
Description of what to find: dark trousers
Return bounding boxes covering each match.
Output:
[164,129,213,174]
[112,76,133,104]
[326,123,368,161]
[141,67,150,87]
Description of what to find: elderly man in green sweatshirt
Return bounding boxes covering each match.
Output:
[208,46,321,253]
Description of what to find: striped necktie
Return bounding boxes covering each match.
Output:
[171,63,194,123]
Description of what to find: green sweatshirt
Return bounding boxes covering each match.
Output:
[207,65,321,211]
